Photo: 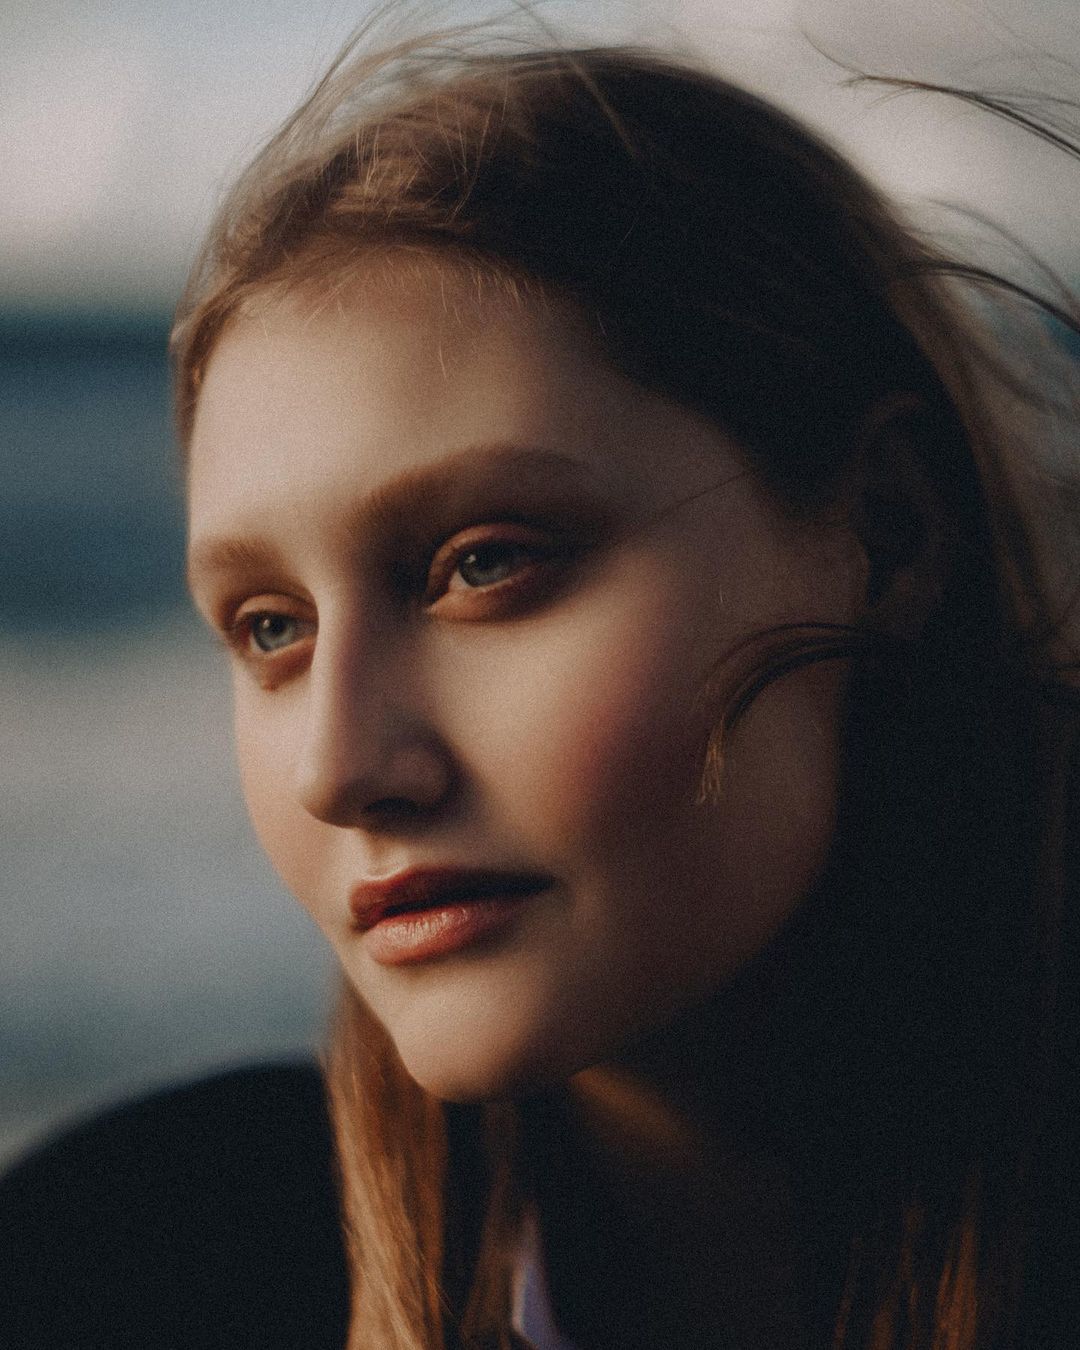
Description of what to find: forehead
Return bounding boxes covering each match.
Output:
[191,269,588,456]
[186,263,743,542]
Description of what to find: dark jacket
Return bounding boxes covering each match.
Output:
[0,1061,349,1349]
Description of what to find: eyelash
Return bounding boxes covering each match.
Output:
[423,526,559,607]
[223,526,565,672]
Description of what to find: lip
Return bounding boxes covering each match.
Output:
[350,867,550,929]
[348,867,551,965]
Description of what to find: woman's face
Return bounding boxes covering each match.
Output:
[187,265,865,1101]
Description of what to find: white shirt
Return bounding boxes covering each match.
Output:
[511,1205,580,1350]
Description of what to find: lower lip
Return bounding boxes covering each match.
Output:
[360,891,538,966]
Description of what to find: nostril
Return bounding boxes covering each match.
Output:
[364,796,425,822]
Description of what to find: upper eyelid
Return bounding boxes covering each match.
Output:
[389,492,614,561]
[430,520,558,562]
[233,592,312,618]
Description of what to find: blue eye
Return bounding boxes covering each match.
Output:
[248,613,301,653]
[455,543,528,588]
[222,605,315,687]
[424,526,564,614]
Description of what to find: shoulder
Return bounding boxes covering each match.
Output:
[0,1060,348,1349]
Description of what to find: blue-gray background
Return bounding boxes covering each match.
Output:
[3,0,1078,1165]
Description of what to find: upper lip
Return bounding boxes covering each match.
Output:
[348,867,551,930]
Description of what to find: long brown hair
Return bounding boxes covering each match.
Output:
[172,24,1080,1350]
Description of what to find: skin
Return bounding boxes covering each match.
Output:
[186,262,867,1105]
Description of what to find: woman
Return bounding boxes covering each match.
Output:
[8,23,1080,1350]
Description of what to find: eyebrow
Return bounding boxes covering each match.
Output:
[186,442,601,594]
[186,534,287,594]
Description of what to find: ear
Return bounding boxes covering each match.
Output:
[846,398,949,632]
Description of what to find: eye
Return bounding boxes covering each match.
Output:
[451,541,534,590]
[424,525,562,615]
[226,605,316,669]
[247,612,304,653]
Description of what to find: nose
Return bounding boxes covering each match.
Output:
[294,620,455,829]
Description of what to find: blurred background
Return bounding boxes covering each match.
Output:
[2,0,1078,1166]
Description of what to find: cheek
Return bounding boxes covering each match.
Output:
[441,560,843,997]
[232,692,325,916]
[546,643,706,849]
[443,565,712,862]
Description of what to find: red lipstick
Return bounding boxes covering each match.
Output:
[349,868,549,966]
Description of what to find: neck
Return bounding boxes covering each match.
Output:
[524,909,852,1347]
[584,922,803,1166]
[518,939,831,1350]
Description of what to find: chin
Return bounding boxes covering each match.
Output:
[393,1030,561,1104]
[386,997,607,1104]
[350,950,609,1103]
